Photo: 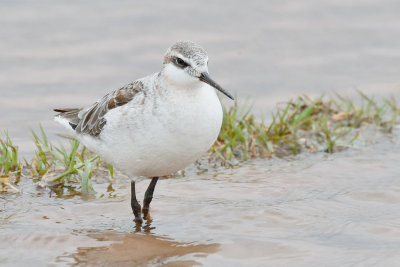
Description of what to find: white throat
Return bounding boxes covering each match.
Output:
[161,63,202,89]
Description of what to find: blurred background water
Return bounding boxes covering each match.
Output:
[0,0,399,154]
[1,1,400,266]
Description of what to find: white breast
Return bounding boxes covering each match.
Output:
[81,83,223,178]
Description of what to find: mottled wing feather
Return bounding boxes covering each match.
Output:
[55,81,143,136]
[77,81,143,136]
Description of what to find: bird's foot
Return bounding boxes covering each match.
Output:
[134,216,143,224]
[133,216,143,232]
[142,207,151,221]
[134,214,143,229]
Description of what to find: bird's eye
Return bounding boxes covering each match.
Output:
[175,57,188,68]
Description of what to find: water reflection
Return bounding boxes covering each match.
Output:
[59,231,219,266]
[134,218,156,233]
[1,134,400,266]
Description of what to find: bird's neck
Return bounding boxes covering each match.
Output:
[159,65,203,90]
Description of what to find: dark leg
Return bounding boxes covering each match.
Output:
[131,180,143,224]
[142,177,159,220]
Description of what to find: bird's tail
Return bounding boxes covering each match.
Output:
[53,108,82,130]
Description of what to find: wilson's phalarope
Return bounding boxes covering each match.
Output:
[54,41,234,224]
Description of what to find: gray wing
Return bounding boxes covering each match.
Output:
[55,81,143,136]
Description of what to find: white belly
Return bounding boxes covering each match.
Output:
[81,84,223,178]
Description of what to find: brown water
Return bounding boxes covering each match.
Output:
[1,1,400,266]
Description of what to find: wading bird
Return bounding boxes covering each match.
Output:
[54,41,234,224]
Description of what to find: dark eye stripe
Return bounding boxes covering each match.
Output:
[174,57,189,68]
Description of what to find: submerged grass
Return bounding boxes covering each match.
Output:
[1,93,399,194]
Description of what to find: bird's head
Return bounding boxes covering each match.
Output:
[162,41,234,100]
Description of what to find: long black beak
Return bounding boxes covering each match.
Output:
[199,72,234,100]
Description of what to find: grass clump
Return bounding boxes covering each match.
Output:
[29,125,104,195]
[212,93,400,162]
[0,133,22,192]
[0,92,399,194]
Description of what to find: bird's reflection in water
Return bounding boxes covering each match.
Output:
[134,218,156,233]
[60,228,220,266]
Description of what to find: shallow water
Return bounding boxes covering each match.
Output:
[1,134,400,266]
[1,1,400,266]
